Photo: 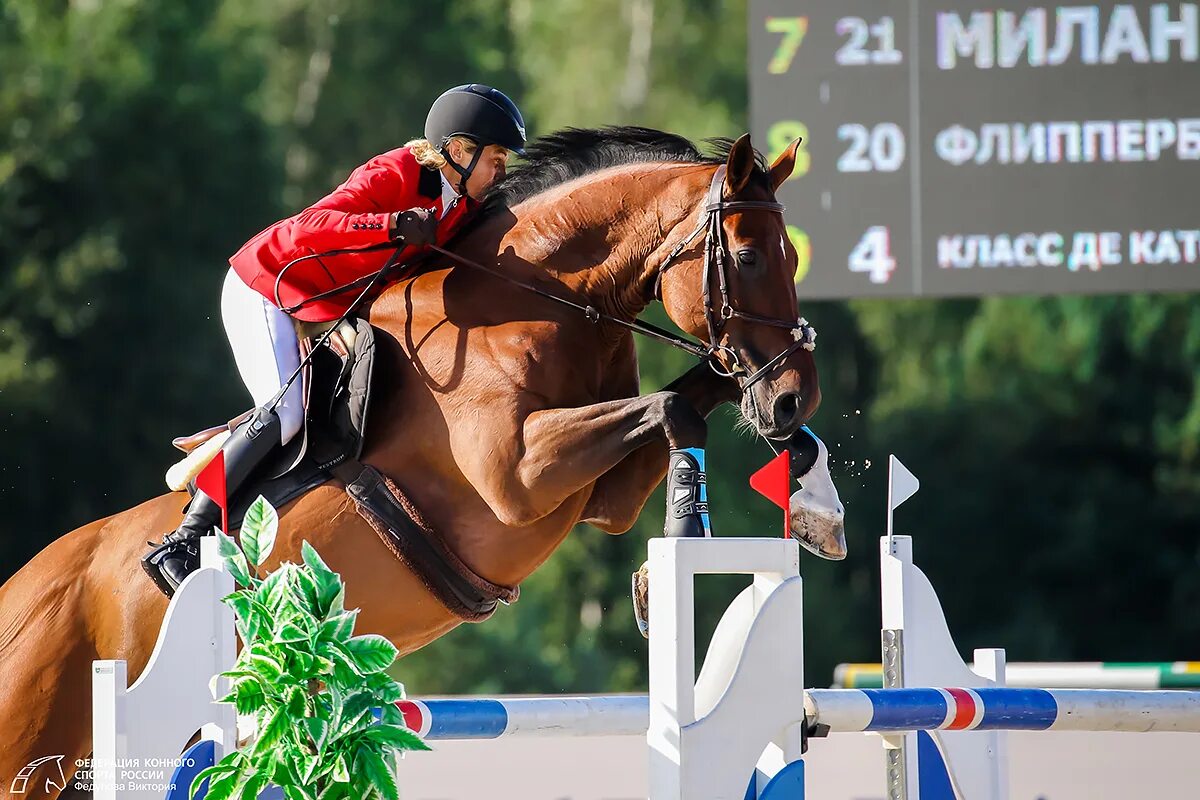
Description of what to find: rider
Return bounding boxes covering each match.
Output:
[141,84,527,596]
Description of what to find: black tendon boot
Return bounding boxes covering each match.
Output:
[662,447,712,538]
[141,407,284,597]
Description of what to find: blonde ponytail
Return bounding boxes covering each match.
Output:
[406,136,478,169]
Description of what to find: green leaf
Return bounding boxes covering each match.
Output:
[190,760,239,800]
[285,684,307,716]
[216,530,242,559]
[299,752,321,784]
[226,555,255,589]
[316,779,349,800]
[283,784,316,800]
[289,567,322,612]
[323,581,347,619]
[238,772,268,800]
[201,771,241,800]
[241,496,279,568]
[257,567,289,607]
[330,753,350,783]
[302,716,331,751]
[301,540,343,614]
[284,650,317,682]
[275,621,311,644]
[213,676,265,714]
[344,634,398,674]
[247,649,285,682]
[371,678,404,706]
[300,539,332,574]
[363,723,431,752]
[217,532,255,588]
[224,591,261,640]
[271,757,300,788]
[332,691,376,739]
[317,610,357,643]
[355,748,399,800]
[252,706,291,757]
[318,640,362,680]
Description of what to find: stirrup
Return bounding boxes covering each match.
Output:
[140,532,203,597]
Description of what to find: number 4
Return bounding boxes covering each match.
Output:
[766,17,808,74]
[849,227,896,284]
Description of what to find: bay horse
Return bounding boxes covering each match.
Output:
[0,127,834,797]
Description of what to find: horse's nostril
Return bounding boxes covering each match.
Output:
[774,392,800,427]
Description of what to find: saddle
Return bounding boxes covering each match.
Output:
[166,317,517,620]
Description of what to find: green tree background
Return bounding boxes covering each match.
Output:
[2,0,1197,695]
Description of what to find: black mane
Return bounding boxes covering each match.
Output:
[478,125,768,218]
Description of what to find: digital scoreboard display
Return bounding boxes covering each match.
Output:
[749,1,1200,298]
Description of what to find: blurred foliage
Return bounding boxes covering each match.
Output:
[2,0,1197,699]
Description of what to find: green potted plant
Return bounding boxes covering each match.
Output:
[193,497,429,800]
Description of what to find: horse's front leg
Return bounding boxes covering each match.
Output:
[580,361,739,533]
[461,390,708,529]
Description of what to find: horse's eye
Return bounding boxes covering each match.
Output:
[737,249,757,266]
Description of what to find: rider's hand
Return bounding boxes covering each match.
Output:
[389,207,439,245]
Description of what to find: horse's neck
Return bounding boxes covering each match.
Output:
[460,165,704,323]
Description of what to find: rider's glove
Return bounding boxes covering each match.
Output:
[390,207,439,245]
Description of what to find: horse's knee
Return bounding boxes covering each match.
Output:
[657,392,707,448]
[485,490,546,528]
[581,504,640,534]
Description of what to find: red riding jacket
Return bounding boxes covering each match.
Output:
[229,145,477,323]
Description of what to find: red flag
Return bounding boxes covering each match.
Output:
[195,450,228,534]
[750,450,790,538]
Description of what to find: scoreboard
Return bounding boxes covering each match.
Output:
[749,1,1200,298]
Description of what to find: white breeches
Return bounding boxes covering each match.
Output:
[220,268,305,444]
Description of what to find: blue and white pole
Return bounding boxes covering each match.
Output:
[804,687,1200,733]
[397,695,650,740]
[392,687,1200,742]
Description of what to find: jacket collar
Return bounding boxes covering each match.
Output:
[417,165,441,200]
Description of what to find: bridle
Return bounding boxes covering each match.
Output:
[272,162,817,395]
[654,164,816,388]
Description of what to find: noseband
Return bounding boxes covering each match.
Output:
[656,165,817,389]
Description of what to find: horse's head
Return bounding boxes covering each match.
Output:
[657,134,819,440]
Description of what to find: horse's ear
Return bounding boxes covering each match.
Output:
[768,137,803,192]
[724,133,757,195]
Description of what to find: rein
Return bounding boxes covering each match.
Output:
[426,164,816,390]
[275,163,816,394]
[425,243,712,361]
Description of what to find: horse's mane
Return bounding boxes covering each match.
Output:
[476,126,769,221]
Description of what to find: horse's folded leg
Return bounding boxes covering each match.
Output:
[631,560,650,638]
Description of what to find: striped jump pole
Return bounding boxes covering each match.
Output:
[834,661,1200,690]
[804,687,1200,734]
[394,686,1200,740]
[397,695,649,740]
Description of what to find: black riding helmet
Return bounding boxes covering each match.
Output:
[425,84,527,194]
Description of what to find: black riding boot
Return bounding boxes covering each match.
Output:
[141,407,283,597]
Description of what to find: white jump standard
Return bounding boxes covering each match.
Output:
[91,456,1200,800]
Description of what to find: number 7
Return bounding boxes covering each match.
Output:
[766,17,808,74]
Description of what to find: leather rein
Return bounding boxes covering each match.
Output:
[275,163,816,393]
[427,164,816,390]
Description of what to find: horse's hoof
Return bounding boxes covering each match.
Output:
[787,431,847,560]
[631,561,650,638]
